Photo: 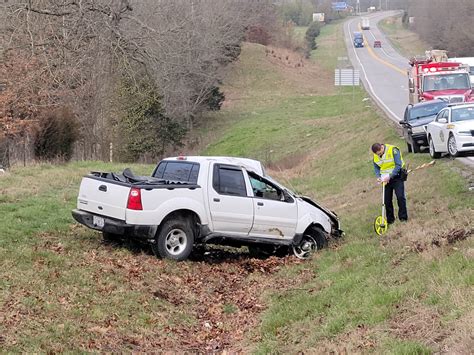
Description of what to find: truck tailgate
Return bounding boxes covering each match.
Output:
[77,177,130,220]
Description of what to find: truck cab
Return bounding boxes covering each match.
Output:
[353,32,364,48]
[408,51,474,104]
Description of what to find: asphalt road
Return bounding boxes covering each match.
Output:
[343,11,474,168]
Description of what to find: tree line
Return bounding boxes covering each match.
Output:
[407,0,474,57]
[0,0,279,164]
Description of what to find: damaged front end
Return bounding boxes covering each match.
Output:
[300,196,344,238]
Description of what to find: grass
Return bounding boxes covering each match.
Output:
[200,19,473,353]
[378,14,432,58]
[1,17,473,353]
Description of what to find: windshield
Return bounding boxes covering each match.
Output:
[451,107,474,122]
[409,102,447,120]
[423,73,471,91]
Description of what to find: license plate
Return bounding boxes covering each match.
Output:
[93,216,105,229]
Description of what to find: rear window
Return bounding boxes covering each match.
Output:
[153,161,200,183]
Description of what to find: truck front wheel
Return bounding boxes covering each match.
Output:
[292,226,327,259]
[153,219,194,261]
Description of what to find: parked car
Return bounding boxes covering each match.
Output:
[426,103,474,158]
[373,40,381,48]
[72,156,343,261]
[399,99,448,153]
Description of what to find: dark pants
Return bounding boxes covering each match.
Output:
[384,178,408,223]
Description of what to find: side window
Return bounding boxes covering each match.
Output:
[436,110,445,122]
[249,174,283,201]
[153,162,200,183]
[442,109,449,121]
[213,165,247,197]
[154,162,166,178]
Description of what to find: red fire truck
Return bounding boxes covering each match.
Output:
[408,50,473,104]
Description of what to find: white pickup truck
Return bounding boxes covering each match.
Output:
[72,156,343,260]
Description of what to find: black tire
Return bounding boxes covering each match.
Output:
[152,218,194,261]
[406,142,412,153]
[102,231,121,242]
[412,141,421,153]
[292,226,327,259]
[447,134,459,158]
[429,136,441,159]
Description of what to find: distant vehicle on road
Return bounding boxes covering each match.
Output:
[353,32,364,48]
[361,17,370,30]
[426,103,474,158]
[373,40,381,48]
[399,99,448,153]
[448,57,474,87]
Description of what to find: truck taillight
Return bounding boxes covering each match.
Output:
[127,188,143,210]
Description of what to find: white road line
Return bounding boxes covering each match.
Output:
[346,18,400,122]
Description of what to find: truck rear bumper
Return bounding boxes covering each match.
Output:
[72,209,157,240]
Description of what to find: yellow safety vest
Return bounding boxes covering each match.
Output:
[373,144,405,175]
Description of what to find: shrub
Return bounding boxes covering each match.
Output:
[116,77,186,162]
[304,21,322,57]
[33,107,79,161]
[205,86,225,111]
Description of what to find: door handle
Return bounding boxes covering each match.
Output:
[99,185,107,192]
[257,202,264,206]
[213,198,220,202]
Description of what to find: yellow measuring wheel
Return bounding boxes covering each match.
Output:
[374,215,388,235]
[374,182,388,236]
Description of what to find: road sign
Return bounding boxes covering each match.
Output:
[332,2,348,11]
[335,69,360,86]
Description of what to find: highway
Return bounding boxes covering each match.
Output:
[343,11,474,168]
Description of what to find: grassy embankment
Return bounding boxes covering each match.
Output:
[1,19,472,353]
[203,20,473,354]
[378,14,431,58]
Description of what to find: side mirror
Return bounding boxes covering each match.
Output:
[408,78,415,93]
[438,118,447,124]
[282,191,294,203]
[399,119,406,125]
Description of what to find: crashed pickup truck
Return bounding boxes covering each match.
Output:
[72,156,343,261]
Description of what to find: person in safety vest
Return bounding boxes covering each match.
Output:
[371,143,408,224]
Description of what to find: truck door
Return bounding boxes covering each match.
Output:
[247,173,297,240]
[208,164,254,236]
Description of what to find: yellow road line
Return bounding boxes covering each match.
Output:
[357,23,406,76]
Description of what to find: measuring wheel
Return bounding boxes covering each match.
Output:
[373,215,388,235]
[373,181,388,236]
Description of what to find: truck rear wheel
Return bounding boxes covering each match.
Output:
[153,218,194,261]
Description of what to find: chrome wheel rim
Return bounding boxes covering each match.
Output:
[165,229,187,255]
[448,136,457,156]
[292,235,317,259]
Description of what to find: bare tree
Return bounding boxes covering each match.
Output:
[1,0,278,162]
